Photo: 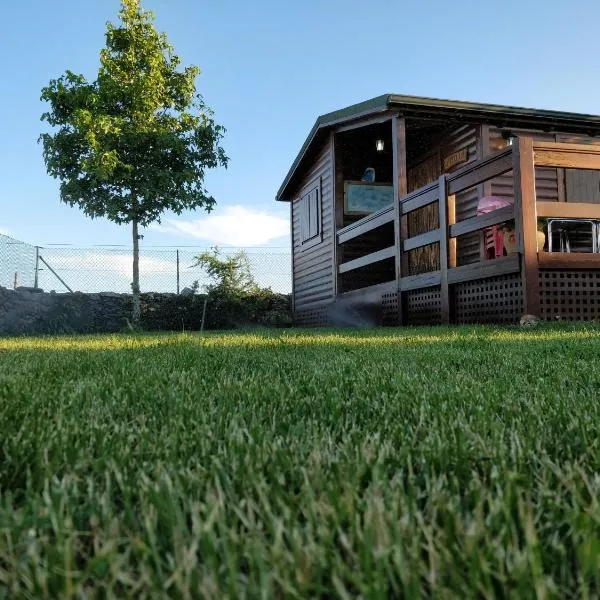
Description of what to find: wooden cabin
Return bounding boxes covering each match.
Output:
[276,94,600,326]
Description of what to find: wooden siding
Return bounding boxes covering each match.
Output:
[444,125,479,267]
[291,141,335,309]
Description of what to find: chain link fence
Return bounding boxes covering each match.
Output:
[0,234,292,294]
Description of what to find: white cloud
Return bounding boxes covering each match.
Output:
[49,252,174,277]
[152,205,289,246]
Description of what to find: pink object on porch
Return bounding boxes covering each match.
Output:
[477,196,514,259]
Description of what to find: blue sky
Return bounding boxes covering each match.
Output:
[2,0,600,249]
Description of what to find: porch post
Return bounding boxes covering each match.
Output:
[439,175,453,323]
[513,136,540,316]
[392,116,407,324]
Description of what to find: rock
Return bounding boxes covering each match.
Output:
[520,314,541,327]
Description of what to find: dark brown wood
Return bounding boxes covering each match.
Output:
[403,228,441,252]
[290,201,295,312]
[438,175,451,322]
[447,148,513,195]
[557,166,566,202]
[538,253,600,269]
[336,205,394,244]
[337,279,397,300]
[449,205,515,238]
[447,194,457,268]
[392,116,407,325]
[534,142,600,169]
[334,133,345,295]
[338,246,396,274]
[536,201,600,219]
[333,112,395,134]
[514,137,540,316]
[399,271,442,291]
[447,255,520,285]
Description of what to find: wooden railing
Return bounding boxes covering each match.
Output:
[336,137,600,321]
[532,141,600,275]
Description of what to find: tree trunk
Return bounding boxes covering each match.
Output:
[132,219,141,326]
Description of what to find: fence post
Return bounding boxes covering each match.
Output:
[34,246,39,289]
[392,115,408,325]
[176,249,180,294]
[513,137,540,316]
[439,175,452,323]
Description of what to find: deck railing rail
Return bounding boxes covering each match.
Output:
[336,137,600,321]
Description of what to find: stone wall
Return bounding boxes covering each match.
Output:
[0,287,292,335]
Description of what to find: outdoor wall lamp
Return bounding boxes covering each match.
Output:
[375,139,384,152]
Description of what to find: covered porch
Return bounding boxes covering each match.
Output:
[335,131,600,324]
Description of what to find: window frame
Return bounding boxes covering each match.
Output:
[298,177,322,250]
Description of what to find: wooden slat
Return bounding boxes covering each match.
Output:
[447,148,513,195]
[400,181,440,214]
[538,253,600,269]
[399,270,441,291]
[438,175,450,323]
[450,205,515,238]
[514,137,540,316]
[447,194,457,268]
[393,116,407,325]
[337,279,396,300]
[533,141,600,152]
[403,228,441,252]
[447,255,520,285]
[336,205,394,244]
[536,201,600,219]
[535,150,600,170]
[338,246,396,274]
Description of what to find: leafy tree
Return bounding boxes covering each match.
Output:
[192,247,258,294]
[40,0,228,324]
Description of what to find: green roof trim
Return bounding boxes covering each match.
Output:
[276,93,600,202]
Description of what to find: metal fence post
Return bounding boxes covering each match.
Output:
[34,246,39,289]
[176,249,180,294]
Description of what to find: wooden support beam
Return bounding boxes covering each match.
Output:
[438,175,451,323]
[392,116,407,325]
[338,246,396,274]
[536,201,600,219]
[449,205,515,238]
[513,137,540,316]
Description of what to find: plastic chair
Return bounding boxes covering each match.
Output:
[477,196,513,259]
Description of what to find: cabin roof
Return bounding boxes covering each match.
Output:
[276,93,600,202]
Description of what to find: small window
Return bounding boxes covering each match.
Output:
[299,180,321,247]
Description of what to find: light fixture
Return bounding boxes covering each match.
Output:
[376,139,384,152]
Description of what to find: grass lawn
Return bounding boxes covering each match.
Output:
[1,324,600,598]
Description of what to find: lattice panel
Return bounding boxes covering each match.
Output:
[381,291,400,326]
[406,287,442,326]
[455,273,523,324]
[539,270,600,321]
[295,306,329,327]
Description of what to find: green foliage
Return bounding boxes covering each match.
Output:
[2,324,600,596]
[190,247,292,328]
[191,247,258,294]
[40,0,227,226]
[39,0,228,323]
